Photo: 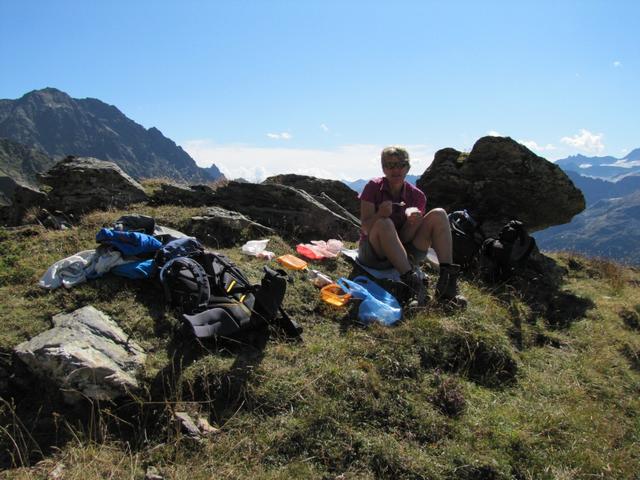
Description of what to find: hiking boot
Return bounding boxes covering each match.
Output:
[435,263,468,309]
[400,267,428,308]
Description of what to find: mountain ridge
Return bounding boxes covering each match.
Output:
[0,88,221,183]
[554,149,640,180]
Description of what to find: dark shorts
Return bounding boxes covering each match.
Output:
[357,237,428,270]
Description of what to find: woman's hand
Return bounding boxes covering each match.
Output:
[405,207,422,226]
[377,200,393,218]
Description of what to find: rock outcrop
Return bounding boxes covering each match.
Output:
[148,183,217,207]
[39,156,148,214]
[151,180,359,241]
[264,174,360,216]
[13,306,146,405]
[0,176,47,226]
[210,181,359,241]
[417,136,585,236]
[187,206,273,248]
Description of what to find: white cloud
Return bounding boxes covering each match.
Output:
[266,132,292,140]
[578,163,592,169]
[520,140,557,152]
[487,130,502,137]
[320,124,329,132]
[560,129,605,154]
[613,60,622,68]
[183,140,435,183]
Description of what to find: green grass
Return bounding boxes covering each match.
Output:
[0,207,639,479]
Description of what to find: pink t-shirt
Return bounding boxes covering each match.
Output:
[358,177,427,241]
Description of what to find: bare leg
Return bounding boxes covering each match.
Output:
[411,208,453,264]
[368,217,412,274]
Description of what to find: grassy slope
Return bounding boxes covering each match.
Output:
[0,204,639,479]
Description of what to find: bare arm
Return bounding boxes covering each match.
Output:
[360,199,392,235]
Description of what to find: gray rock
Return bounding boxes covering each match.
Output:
[416,136,585,236]
[210,181,359,241]
[14,306,146,405]
[263,174,360,216]
[149,183,216,207]
[38,156,148,214]
[187,206,274,247]
[174,411,201,439]
[0,175,47,226]
[36,208,73,230]
[144,466,164,480]
[153,224,189,244]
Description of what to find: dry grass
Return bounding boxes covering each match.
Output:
[1,209,640,478]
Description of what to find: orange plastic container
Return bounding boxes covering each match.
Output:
[276,254,308,270]
[320,283,352,307]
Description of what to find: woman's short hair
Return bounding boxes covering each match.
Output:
[381,146,410,163]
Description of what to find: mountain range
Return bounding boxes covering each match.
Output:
[554,149,640,180]
[0,88,221,183]
[343,175,420,193]
[0,138,56,186]
[535,152,640,264]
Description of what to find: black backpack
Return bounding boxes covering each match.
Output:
[449,210,485,269]
[480,220,536,282]
[170,252,302,340]
[159,257,211,313]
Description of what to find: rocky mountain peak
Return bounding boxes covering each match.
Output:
[0,88,221,183]
[20,87,74,107]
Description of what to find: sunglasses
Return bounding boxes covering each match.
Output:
[383,161,409,169]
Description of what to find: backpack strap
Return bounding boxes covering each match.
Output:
[276,306,303,338]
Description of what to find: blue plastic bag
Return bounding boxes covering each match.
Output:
[337,276,401,326]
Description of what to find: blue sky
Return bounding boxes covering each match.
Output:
[1,1,637,181]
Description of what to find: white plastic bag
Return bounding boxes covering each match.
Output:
[241,239,274,259]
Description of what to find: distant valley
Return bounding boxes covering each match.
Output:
[535,151,640,264]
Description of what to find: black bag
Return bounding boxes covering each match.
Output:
[114,214,156,235]
[159,257,211,312]
[480,220,536,281]
[449,210,485,269]
[180,253,302,340]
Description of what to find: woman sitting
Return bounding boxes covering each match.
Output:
[357,146,466,307]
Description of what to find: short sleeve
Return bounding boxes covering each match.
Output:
[359,179,379,203]
[414,187,427,214]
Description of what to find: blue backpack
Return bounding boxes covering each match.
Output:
[154,237,205,268]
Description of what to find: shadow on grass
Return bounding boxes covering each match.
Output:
[150,326,269,426]
[472,251,595,331]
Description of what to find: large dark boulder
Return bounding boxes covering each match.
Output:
[417,136,585,236]
[263,174,360,216]
[148,183,217,207]
[211,181,358,241]
[38,156,148,214]
[0,176,47,226]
